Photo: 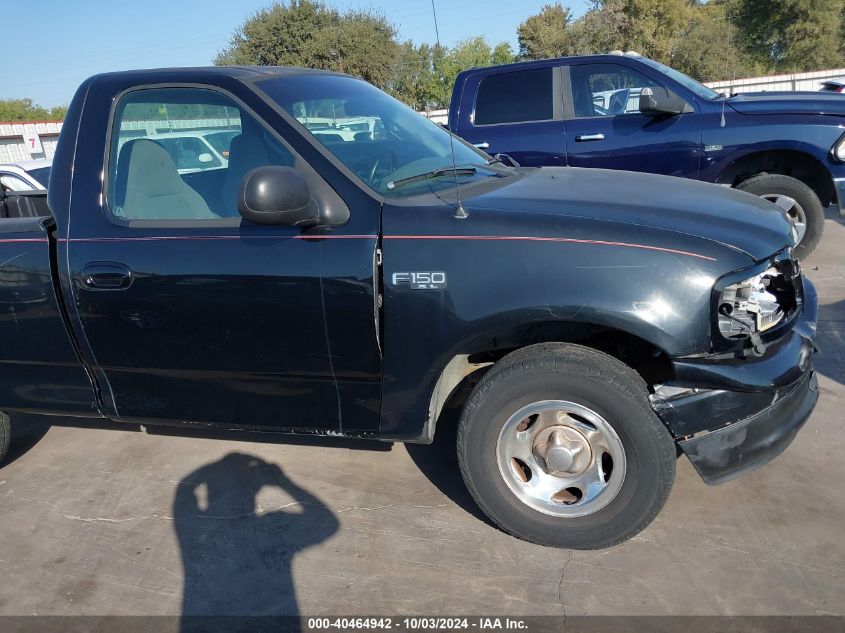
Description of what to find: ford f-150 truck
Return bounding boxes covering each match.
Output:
[449,53,845,260]
[0,66,819,549]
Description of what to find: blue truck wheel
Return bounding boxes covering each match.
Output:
[736,174,825,260]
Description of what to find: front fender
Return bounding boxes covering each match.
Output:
[379,202,745,441]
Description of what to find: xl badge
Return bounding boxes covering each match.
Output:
[391,271,447,290]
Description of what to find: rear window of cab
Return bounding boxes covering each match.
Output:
[473,67,554,126]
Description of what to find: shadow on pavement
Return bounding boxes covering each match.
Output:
[174,452,338,630]
[404,382,492,525]
[3,413,53,467]
[817,298,845,388]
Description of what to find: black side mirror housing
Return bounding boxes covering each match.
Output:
[237,166,321,227]
[639,87,692,116]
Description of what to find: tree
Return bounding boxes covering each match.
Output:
[388,37,514,111]
[0,98,67,122]
[546,0,757,81]
[389,41,436,111]
[728,0,845,72]
[615,0,695,60]
[567,0,629,55]
[216,0,399,89]
[670,1,760,81]
[517,3,575,59]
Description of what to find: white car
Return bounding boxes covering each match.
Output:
[118,130,236,174]
[0,159,52,192]
[820,78,845,93]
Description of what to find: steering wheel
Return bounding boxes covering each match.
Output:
[368,150,396,186]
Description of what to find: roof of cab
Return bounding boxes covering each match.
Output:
[88,65,348,83]
[454,53,649,80]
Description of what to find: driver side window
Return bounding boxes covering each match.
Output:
[570,64,663,118]
[107,88,296,221]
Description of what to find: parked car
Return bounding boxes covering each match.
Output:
[450,53,845,259]
[820,78,845,93]
[0,66,817,549]
[0,159,52,192]
[134,130,231,174]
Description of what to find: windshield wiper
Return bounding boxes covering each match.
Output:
[387,166,477,190]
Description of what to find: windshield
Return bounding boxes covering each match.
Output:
[257,74,501,197]
[639,58,722,100]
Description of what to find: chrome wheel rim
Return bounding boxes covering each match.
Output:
[761,194,807,243]
[496,400,627,518]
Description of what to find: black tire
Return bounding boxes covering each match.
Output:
[457,343,676,549]
[0,412,9,466]
[735,174,825,260]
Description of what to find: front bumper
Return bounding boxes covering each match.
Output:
[678,367,818,484]
[653,277,819,485]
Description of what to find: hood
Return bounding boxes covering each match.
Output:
[726,91,845,116]
[466,167,793,262]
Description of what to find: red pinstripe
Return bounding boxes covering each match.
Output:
[383,234,716,261]
[41,233,713,261]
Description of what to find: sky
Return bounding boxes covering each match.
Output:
[6,0,591,108]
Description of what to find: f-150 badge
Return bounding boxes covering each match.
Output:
[391,272,447,290]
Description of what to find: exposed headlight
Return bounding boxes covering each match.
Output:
[717,268,785,336]
[833,133,845,162]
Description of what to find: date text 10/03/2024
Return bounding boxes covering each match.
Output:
[307,618,529,630]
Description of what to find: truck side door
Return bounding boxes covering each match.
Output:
[452,66,567,167]
[64,84,382,432]
[563,62,702,178]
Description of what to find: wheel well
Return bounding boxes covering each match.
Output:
[425,322,675,442]
[715,150,835,207]
[465,323,674,387]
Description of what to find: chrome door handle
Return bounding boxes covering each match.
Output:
[575,133,605,142]
[474,142,490,150]
[81,262,133,290]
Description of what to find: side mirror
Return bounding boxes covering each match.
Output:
[639,87,691,116]
[237,166,321,227]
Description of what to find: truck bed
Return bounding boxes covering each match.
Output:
[0,192,99,416]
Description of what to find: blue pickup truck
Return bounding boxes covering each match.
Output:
[449,53,845,259]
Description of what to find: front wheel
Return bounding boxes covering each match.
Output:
[457,343,676,549]
[735,174,825,260]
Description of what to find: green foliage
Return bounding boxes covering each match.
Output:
[0,98,67,122]
[519,0,764,81]
[616,0,694,61]
[388,37,514,110]
[216,0,398,89]
[669,1,762,81]
[517,4,575,59]
[728,0,845,72]
[218,1,512,109]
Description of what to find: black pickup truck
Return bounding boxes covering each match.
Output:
[0,67,819,549]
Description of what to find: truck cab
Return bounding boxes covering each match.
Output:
[449,53,845,259]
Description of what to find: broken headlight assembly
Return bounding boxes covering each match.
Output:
[713,256,800,355]
[718,268,784,337]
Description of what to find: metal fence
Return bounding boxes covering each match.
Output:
[704,68,845,94]
[0,121,63,163]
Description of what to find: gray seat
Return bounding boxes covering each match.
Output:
[118,139,214,220]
